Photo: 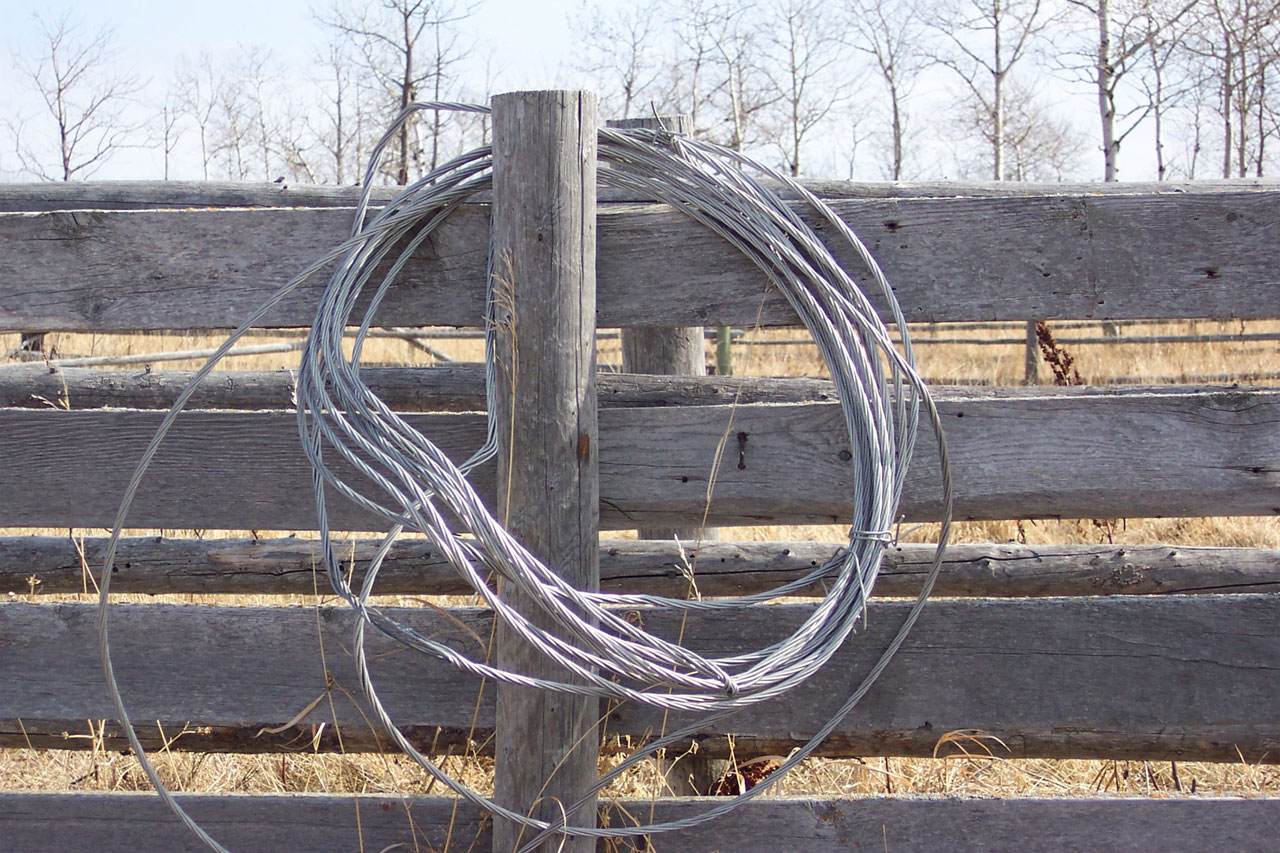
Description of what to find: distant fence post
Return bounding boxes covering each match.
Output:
[1024,319,1040,385]
[607,113,729,795]
[491,90,600,852]
[716,324,734,376]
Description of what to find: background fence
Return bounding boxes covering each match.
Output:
[0,94,1278,850]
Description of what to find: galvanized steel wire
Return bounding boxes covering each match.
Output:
[97,101,953,851]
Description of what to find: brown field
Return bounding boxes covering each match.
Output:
[2,320,1277,810]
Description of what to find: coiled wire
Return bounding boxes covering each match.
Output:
[97,102,952,851]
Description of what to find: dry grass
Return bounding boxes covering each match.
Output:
[2,321,1277,812]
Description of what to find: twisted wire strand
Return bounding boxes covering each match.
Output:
[97,101,953,851]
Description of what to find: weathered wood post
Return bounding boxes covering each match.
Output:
[606,114,728,796]
[716,324,734,376]
[1024,319,1040,385]
[490,90,600,852]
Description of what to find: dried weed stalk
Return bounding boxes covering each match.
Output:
[1035,321,1083,386]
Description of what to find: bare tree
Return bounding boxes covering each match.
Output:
[1138,0,1202,179]
[701,0,776,150]
[454,48,503,149]
[1166,60,1214,177]
[8,11,143,181]
[174,52,220,180]
[933,0,1061,181]
[1003,90,1089,178]
[953,80,1087,179]
[573,0,669,120]
[318,0,473,185]
[1062,0,1197,180]
[274,95,322,184]
[667,0,724,134]
[844,0,931,179]
[157,93,183,181]
[759,0,849,176]
[202,47,277,181]
[308,40,360,184]
[1187,0,1280,177]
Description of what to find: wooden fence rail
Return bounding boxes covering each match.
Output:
[2,186,1278,332]
[7,537,1276,598]
[3,387,1277,530]
[3,596,1275,762]
[4,793,1277,853]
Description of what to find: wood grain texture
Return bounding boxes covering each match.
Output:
[1,793,1276,852]
[0,363,842,410]
[490,90,600,850]
[6,537,1278,597]
[2,387,1278,530]
[1,595,1275,761]
[2,187,1276,331]
[609,112,722,792]
[611,111,717,555]
[0,205,492,332]
[2,177,1271,211]
[0,362,1263,412]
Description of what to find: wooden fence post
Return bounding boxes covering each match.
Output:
[1024,319,1040,385]
[716,324,734,376]
[607,114,729,796]
[491,90,600,852]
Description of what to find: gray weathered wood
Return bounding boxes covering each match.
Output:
[6,536,1278,598]
[2,387,1278,530]
[2,187,1278,331]
[619,330,707,402]
[490,90,600,851]
[606,117,709,415]
[0,181,400,211]
[1024,319,1040,385]
[612,111,718,540]
[2,792,1277,852]
[2,176,1271,212]
[2,596,1276,761]
[609,110,725,796]
[0,363,844,410]
[0,362,1269,412]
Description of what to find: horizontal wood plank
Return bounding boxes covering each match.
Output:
[2,364,1245,412]
[4,177,1270,211]
[1,387,1278,530]
[2,186,1276,331]
[1,595,1276,761]
[1,792,1275,852]
[5,536,1278,598]
[0,364,843,411]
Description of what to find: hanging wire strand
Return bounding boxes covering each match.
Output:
[96,101,953,851]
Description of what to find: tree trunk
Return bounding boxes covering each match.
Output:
[398,11,413,186]
[1222,53,1233,179]
[994,70,1005,180]
[1097,0,1118,181]
[890,80,904,180]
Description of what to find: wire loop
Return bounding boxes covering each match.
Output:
[97,101,953,852]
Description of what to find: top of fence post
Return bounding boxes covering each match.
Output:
[490,89,600,853]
